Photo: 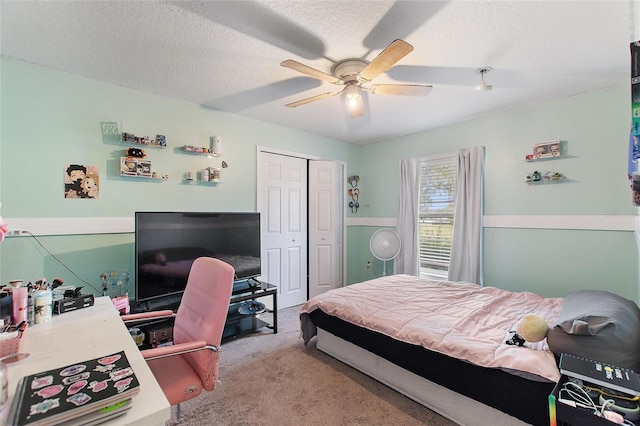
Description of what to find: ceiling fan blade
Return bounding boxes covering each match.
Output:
[284,89,344,108]
[359,39,414,82]
[369,84,433,96]
[281,60,342,85]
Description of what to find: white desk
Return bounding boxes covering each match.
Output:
[6,297,171,425]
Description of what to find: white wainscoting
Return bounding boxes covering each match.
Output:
[4,217,134,236]
[347,215,636,231]
[3,215,636,237]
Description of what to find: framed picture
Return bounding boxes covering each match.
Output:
[532,140,561,159]
[64,164,99,199]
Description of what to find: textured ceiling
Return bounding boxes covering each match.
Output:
[0,1,636,145]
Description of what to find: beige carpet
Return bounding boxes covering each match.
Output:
[169,305,456,426]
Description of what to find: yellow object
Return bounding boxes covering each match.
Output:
[518,313,549,342]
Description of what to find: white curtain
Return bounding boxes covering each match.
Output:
[396,158,420,275]
[448,146,484,284]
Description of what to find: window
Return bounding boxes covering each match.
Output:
[418,154,457,279]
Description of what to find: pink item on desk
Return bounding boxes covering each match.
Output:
[11,287,27,324]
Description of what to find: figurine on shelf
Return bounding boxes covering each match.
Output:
[526,171,541,182]
[126,147,146,158]
[543,171,564,181]
[184,171,193,181]
[533,146,545,159]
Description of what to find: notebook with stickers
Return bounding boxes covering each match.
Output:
[7,350,140,426]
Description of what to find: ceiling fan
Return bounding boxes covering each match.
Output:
[280,39,433,119]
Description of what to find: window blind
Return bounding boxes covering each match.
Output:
[418,156,457,278]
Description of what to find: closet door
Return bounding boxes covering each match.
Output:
[308,160,343,298]
[258,152,308,308]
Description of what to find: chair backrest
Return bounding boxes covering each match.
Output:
[173,257,234,390]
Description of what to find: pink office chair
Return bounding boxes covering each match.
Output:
[122,257,234,421]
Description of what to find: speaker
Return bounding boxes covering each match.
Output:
[212,135,222,155]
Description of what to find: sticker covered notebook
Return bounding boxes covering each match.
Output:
[7,350,140,426]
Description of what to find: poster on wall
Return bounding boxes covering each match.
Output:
[630,41,640,205]
[64,164,100,199]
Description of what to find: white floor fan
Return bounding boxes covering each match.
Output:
[369,229,401,276]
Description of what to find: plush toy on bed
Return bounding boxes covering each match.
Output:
[506,313,549,347]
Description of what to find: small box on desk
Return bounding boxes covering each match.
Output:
[53,294,95,314]
[549,354,640,426]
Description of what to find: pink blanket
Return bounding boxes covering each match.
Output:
[300,274,563,382]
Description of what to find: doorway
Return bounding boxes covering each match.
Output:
[256,147,345,308]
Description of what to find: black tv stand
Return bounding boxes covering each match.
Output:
[224,279,277,340]
[130,293,182,313]
[128,279,278,341]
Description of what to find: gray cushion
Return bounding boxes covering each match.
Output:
[547,290,640,371]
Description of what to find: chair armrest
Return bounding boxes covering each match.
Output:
[121,310,175,324]
[140,340,220,361]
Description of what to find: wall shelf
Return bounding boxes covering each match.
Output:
[524,154,577,163]
[121,132,167,149]
[525,155,562,162]
[180,145,219,157]
[525,177,567,185]
[181,178,221,185]
[119,175,165,182]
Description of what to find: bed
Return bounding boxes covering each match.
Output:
[300,274,640,426]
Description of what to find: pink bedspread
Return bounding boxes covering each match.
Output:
[300,274,563,382]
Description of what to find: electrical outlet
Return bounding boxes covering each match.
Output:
[366,261,371,268]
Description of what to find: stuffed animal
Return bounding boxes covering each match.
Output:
[506,313,549,346]
[518,313,549,342]
[127,147,146,158]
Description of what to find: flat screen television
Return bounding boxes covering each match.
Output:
[134,211,261,303]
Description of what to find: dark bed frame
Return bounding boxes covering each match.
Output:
[308,309,554,426]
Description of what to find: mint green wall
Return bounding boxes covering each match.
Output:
[346,225,393,282]
[354,84,638,300]
[0,58,359,294]
[1,57,637,302]
[359,86,632,217]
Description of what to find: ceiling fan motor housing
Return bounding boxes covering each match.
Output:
[331,59,369,83]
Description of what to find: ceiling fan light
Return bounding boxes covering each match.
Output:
[345,84,361,108]
[347,93,361,108]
